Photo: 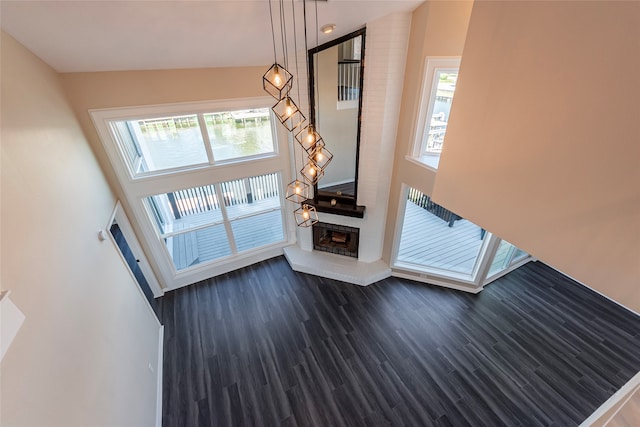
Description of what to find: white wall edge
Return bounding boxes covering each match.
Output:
[156,325,164,427]
[579,370,640,426]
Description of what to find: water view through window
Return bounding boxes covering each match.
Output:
[205,109,274,162]
[113,108,275,176]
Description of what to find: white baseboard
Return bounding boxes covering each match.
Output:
[156,325,164,427]
[391,270,484,294]
[580,370,640,426]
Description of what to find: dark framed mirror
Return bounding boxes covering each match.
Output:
[308,28,366,216]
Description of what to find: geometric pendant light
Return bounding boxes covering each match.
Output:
[272,96,306,132]
[295,124,324,153]
[263,63,293,101]
[309,140,333,171]
[300,158,324,184]
[294,203,319,227]
[263,0,331,228]
[285,179,310,203]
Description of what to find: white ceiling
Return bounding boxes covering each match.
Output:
[1,0,424,73]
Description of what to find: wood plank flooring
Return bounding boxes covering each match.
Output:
[158,256,640,426]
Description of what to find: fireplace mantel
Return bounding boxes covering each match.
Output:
[304,198,365,218]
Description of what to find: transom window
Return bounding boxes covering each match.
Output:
[109,107,276,178]
[409,57,461,170]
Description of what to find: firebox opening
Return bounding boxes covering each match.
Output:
[313,222,359,258]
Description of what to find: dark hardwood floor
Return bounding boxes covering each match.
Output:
[158,256,640,426]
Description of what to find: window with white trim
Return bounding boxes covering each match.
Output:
[409,57,461,170]
[110,107,276,178]
[391,185,531,288]
[91,98,291,289]
[145,173,284,271]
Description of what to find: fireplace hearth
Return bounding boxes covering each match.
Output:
[313,222,360,258]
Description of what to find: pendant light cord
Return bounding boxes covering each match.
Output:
[279,0,288,72]
[291,0,302,108]
[292,0,305,171]
[303,0,311,123]
[314,0,321,127]
[268,0,278,63]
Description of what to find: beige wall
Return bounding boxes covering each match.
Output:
[60,65,270,288]
[1,32,161,426]
[383,1,474,262]
[432,2,640,312]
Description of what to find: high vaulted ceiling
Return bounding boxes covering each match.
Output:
[1,0,424,73]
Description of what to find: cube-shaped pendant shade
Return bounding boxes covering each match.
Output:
[272,97,306,132]
[294,204,319,227]
[300,159,324,184]
[285,179,310,204]
[295,124,324,153]
[310,141,333,171]
[263,64,293,101]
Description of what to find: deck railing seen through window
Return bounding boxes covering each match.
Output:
[167,172,280,219]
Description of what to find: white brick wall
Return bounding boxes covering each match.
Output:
[346,12,411,262]
[290,12,412,266]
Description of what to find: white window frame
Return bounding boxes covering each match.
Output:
[390,184,532,292]
[143,173,287,272]
[407,57,461,171]
[91,98,296,291]
[92,97,280,182]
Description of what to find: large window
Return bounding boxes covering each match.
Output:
[395,187,489,280]
[393,186,530,287]
[146,173,284,271]
[409,57,461,170]
[204,110,274,162]
[109,107,276,178]
[91,98,291,289]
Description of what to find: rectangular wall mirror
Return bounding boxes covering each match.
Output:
[309,28,366,211]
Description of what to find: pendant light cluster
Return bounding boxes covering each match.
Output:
[263,0,333,227]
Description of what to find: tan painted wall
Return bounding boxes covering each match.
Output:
[60,65,270,288]
[382,1,474,262]
[1,32,161,426]
[432,2,640,312]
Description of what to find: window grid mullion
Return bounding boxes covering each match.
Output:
[197,113,216,164]
[215,182,238,254]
